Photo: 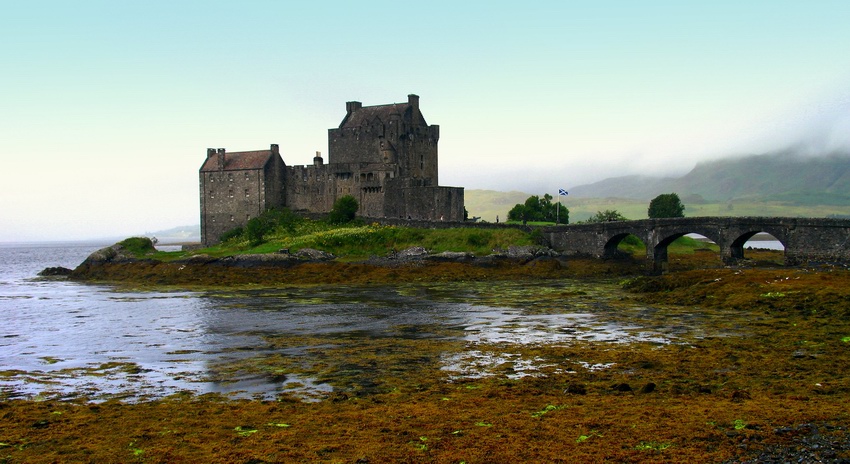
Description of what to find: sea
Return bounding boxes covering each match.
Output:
[0,240,754,403]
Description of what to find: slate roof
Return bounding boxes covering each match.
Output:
[199,150,272,172]
[339,102,428,129]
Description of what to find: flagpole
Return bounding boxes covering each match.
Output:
[557,188,568,224]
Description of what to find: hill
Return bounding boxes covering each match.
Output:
[569,150,850,204]
[464,151,850,222]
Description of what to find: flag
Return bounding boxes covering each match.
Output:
[558,189,568,196]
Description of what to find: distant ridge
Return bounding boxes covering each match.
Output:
[568,150,850,205]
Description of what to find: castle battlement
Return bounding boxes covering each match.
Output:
[199,95,464,245]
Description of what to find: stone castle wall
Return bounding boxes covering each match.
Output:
[200,95,464,244]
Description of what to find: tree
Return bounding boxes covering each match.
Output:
[328,195,359,224]
[507,194,568,224]
[648,193,685,218]
[585,209,628,223]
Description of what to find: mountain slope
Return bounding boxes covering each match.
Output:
[569,151,850,203]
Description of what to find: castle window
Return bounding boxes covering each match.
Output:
[228,189,234,198]
[245,188,250,198]
[228,173,233,182]
[229,215,234,222]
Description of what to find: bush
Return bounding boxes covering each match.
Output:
[119,237,156,255]
[246,216,275,246]
[466,231,490,247]
[219,226,244,243]
[327,195,359,225]
[585,210,627,223]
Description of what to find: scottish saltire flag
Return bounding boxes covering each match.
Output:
[558,189,568,196]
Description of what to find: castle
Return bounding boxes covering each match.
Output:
[199,94,465,245]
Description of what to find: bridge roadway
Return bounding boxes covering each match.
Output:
[541,216,850,274]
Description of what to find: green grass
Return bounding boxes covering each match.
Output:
[150,217,720,263]
[154,221,536,261]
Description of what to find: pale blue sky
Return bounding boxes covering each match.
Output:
[2,1,849,240]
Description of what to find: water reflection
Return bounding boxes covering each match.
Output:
[3,280,691,402]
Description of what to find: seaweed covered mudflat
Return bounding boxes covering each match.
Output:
[3,251,850,462]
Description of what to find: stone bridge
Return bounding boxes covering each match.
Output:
[541,217,850,274]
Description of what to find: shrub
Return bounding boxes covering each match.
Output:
[327,195,359,225]
[119,237,156,255]
[219,226,244,243]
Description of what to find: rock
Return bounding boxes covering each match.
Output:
[427,251,474,262]
[38,266,72,276]
[564,383,587,395]
[640,382,657,394]
[396,247,428,259]
[293,248,335,261]
[732,390,751,400]
[611,382,633,392]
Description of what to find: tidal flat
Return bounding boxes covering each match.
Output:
[2,251,850,463]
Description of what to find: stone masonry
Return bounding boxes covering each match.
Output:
[200,95,464,245]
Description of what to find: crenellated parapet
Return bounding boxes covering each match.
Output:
[199,95,465,245]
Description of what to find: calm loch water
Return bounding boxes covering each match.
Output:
[1,242,689,402]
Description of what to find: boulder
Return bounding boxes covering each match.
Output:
[38,266,73,277]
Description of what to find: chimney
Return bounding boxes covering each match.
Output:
[346,101,362,114]
[217,148,226,171]
[313,151,323,166]
[206,148,216,158]
[270,143,279,155]
[408,94,419,110]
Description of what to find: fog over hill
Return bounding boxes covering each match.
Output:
[567,150,850,205]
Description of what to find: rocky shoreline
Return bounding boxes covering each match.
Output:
[57,241,637,286]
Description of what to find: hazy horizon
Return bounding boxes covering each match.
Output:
[3,1,850,241]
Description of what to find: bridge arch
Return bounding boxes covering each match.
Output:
[602,232,646,259]
[541,217,850,274]
[729,230,786,260]
[649,230,722,274]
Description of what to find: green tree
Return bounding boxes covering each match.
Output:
[585,209,628,223]
[507,194,568,224]
[246,215,276,246]
[328,195,359,225]
[648,193,685,218]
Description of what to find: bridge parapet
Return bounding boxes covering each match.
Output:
[542,217,850,274]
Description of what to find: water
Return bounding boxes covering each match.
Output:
[1,243,683,402]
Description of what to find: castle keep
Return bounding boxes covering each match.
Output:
[199,95,464,245]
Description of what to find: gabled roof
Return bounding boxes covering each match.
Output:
[200,150,272,172]
[339,102,428,129]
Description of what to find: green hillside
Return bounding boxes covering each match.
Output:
[465,151,850,223]
[567,151,850,206]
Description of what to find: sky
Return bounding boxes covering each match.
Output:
[2,1,850,241]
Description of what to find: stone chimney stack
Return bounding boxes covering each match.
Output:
[408,94,419,111]
[346,101,362,114]
[217,148,226,171]
[270,143,279,155]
